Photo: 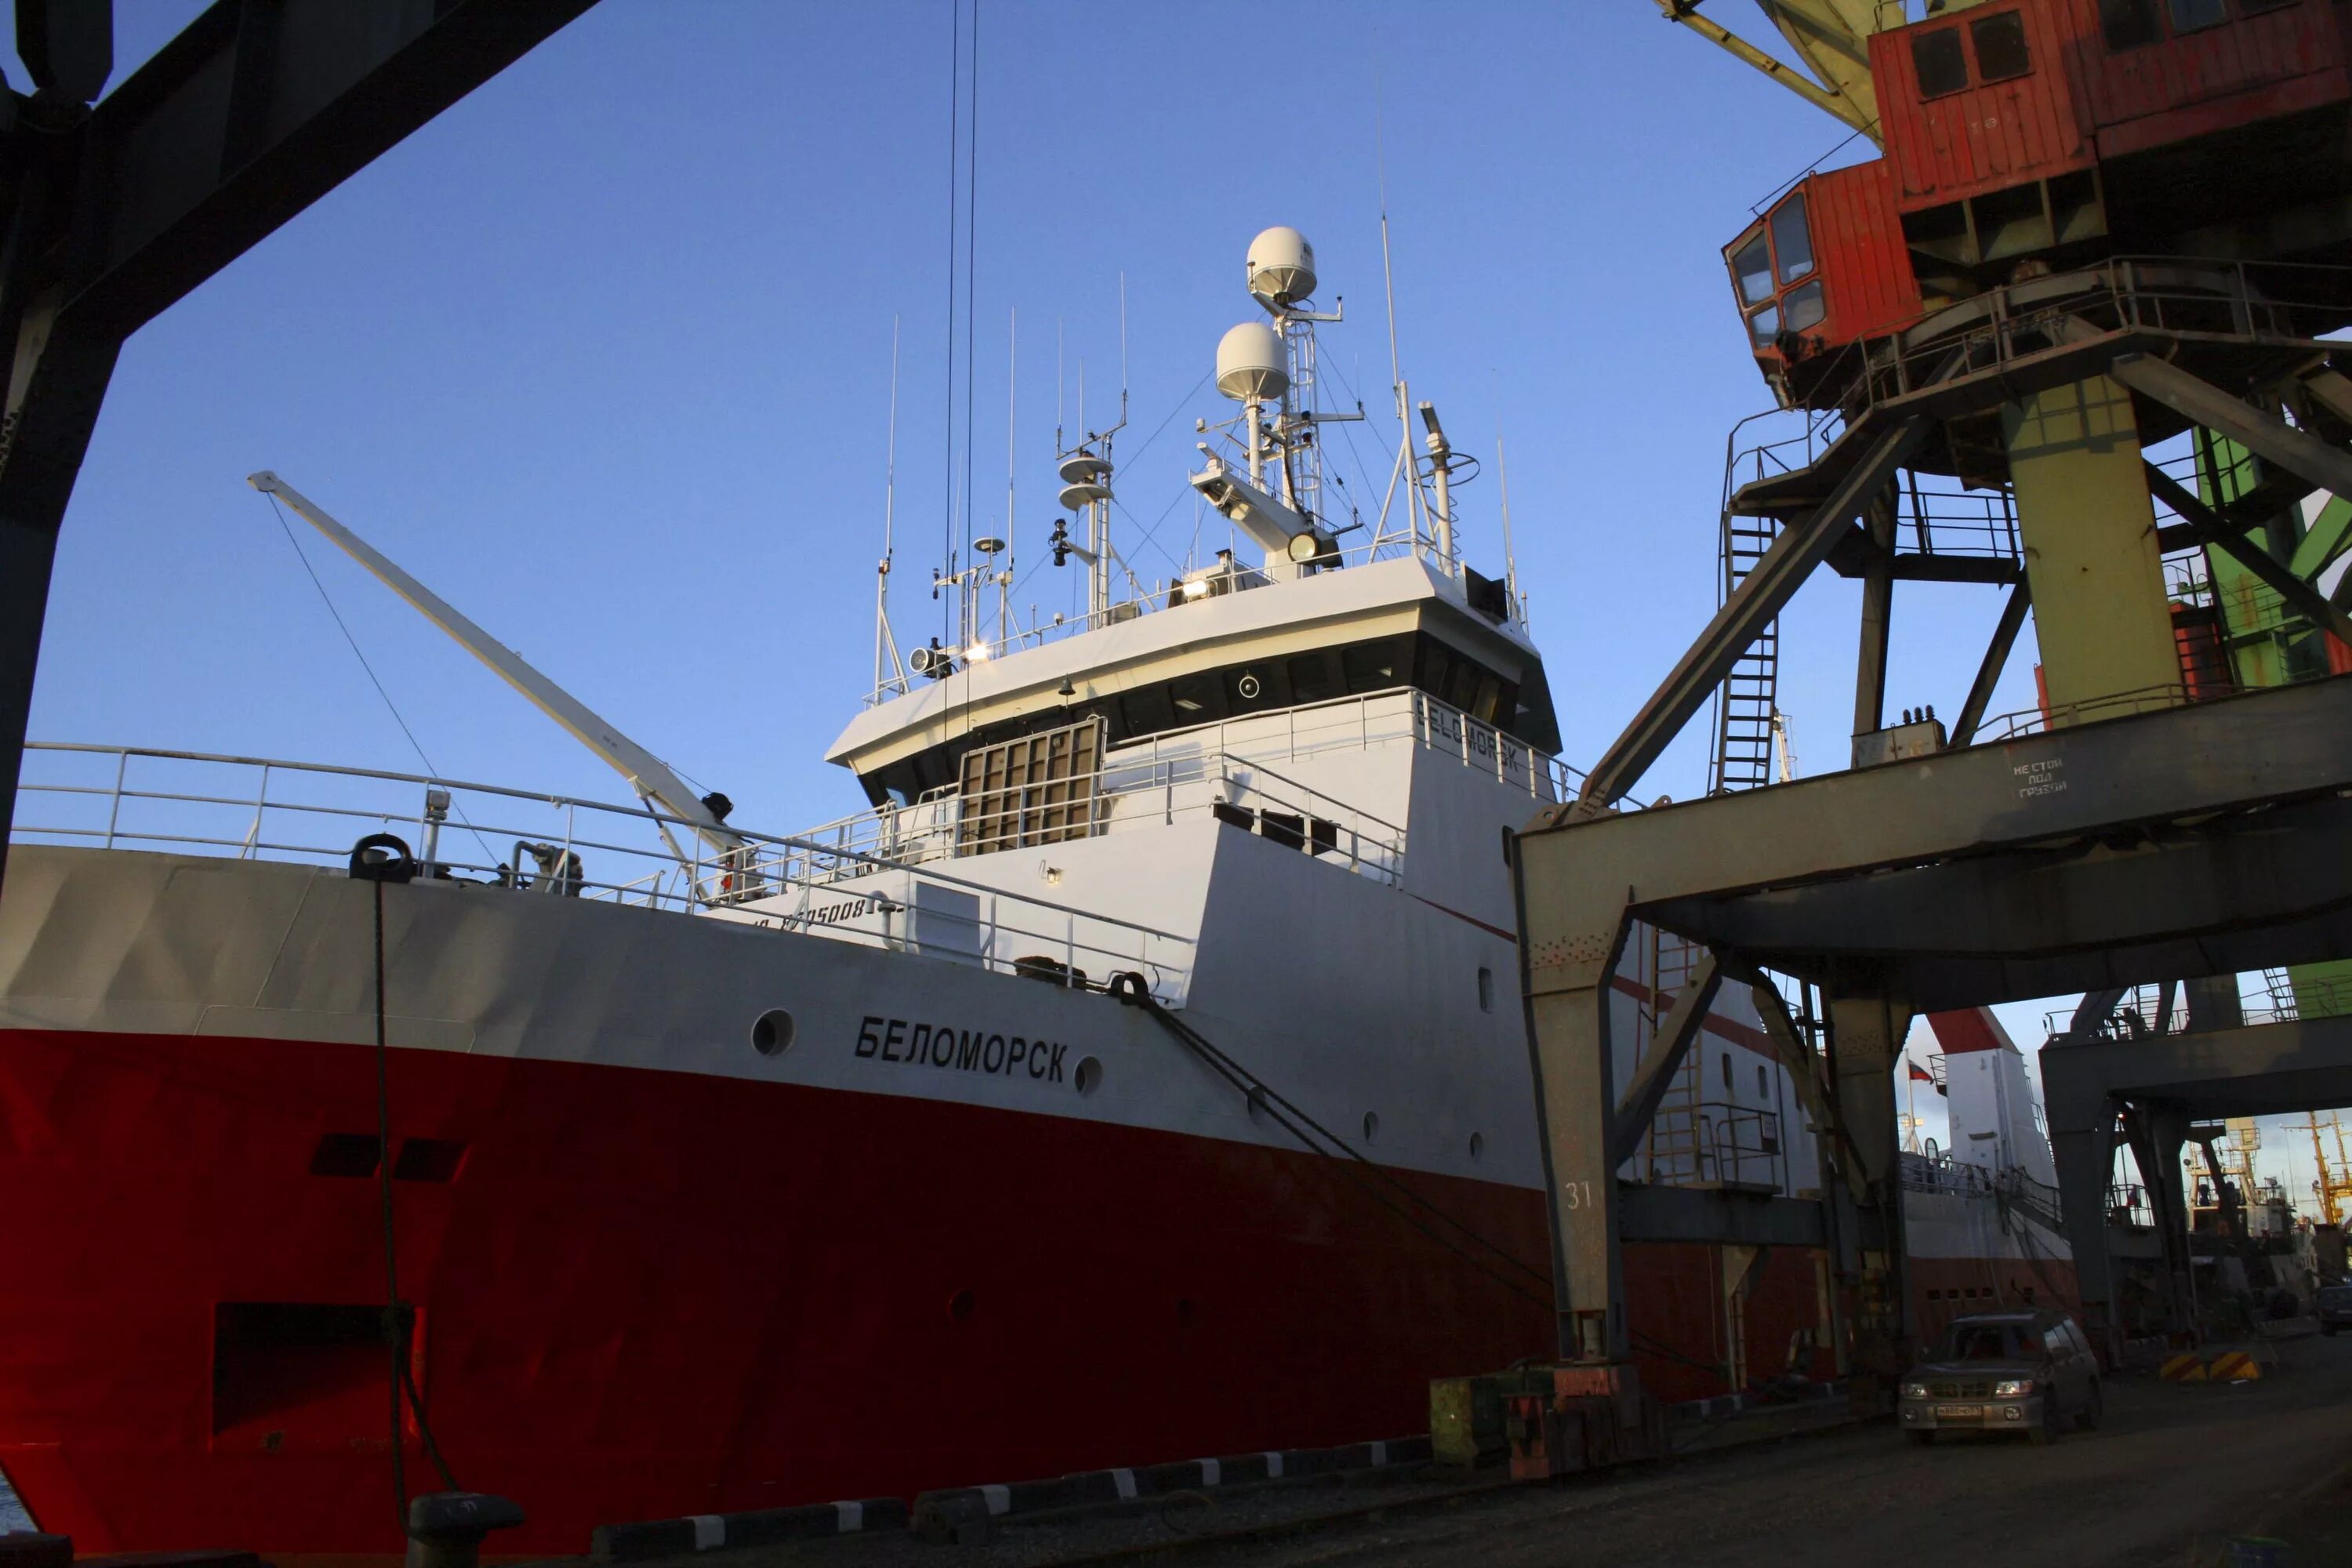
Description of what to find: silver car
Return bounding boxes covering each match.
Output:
[1897,1309,2103,1446]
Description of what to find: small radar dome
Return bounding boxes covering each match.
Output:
[1216,322,1289,402]
[1246,227,1317,307]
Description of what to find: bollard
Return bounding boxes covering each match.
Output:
[405,1493,525,1568]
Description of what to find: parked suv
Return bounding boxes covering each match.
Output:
[1898,1309,2102,1446]
[2320,1283,2352,1334]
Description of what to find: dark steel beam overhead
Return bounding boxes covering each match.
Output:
[1531,673,2352,911]
[1641,792,2352,1009]
[2043,1011,2352,1125]
[1617,1181,1828,1250]
[0,0,599,901]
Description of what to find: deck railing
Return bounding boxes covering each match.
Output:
[789,688,1576,890]
[736,744,1409,894]
[11,743,1198,1002]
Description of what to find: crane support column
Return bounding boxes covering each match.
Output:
[1519,897,1632,1363]
[2001,377,2181,720]
[1825,991,1911,1381]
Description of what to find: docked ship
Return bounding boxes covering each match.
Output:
[0,229,2055,1556]
[1907,1010,2077,1335]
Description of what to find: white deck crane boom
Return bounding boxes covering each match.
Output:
[248,471,746,862]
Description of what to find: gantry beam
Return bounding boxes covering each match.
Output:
[0,0,600,900]
[1644,791,2352,1008]
[1537,670,2352,915]
[2044,1012,2352,1332]
[1518,674,2352,1369]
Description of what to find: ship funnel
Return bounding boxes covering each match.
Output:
[1216,322,1289,402]
[1246,226,1316,308]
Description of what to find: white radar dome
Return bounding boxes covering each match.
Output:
[1215,321,1290,402]
[1246,227,1317,307]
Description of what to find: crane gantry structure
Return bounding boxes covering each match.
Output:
[1498,2,2352,1464]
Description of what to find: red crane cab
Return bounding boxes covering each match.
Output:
[1726,0,2352,410]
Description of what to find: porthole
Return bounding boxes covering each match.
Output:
[750,1008,796,1057]
[1477,967,1495,1014]
[1469,1132,1486,1162]
[1247,1086,1269,1123]
[949,1288,976,1321]
[1362,1111,1381,1145]
[1074,1056,1103,1096]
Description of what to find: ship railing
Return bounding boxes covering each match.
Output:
[11,742,1198,1004]
[862,535,1498,708]
[1899,1149,2063,1214]
[780,688,1580,887]
[1102,688,1580,801]
[746,745,1409,893]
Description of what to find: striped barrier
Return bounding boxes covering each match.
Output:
[591,1434,1436,1557]
[912,1436,1433,1541]
[590,1498,906,1562]
[2159,1348,2265,1384]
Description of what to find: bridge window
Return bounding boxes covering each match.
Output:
[1169,670,1222,719]
[1971,12,2032,82]
[2169,0,2227,28]
[2100,0,2163,49]
[1288,651,1339,704]
[1121,682,1174,735]
[1911,26,1969,98]
[1341,638,1403,693]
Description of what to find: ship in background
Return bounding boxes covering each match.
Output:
[1910,1009,2076,1334]
[1,227,2061,1558]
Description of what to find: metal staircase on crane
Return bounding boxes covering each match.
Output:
[1708,507,1783,795]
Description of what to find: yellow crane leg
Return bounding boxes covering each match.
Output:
[2002,376,2183,723]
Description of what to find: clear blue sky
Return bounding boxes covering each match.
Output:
[19,2,2327,1177]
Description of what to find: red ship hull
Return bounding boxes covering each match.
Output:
[0,1025,1833,1556]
